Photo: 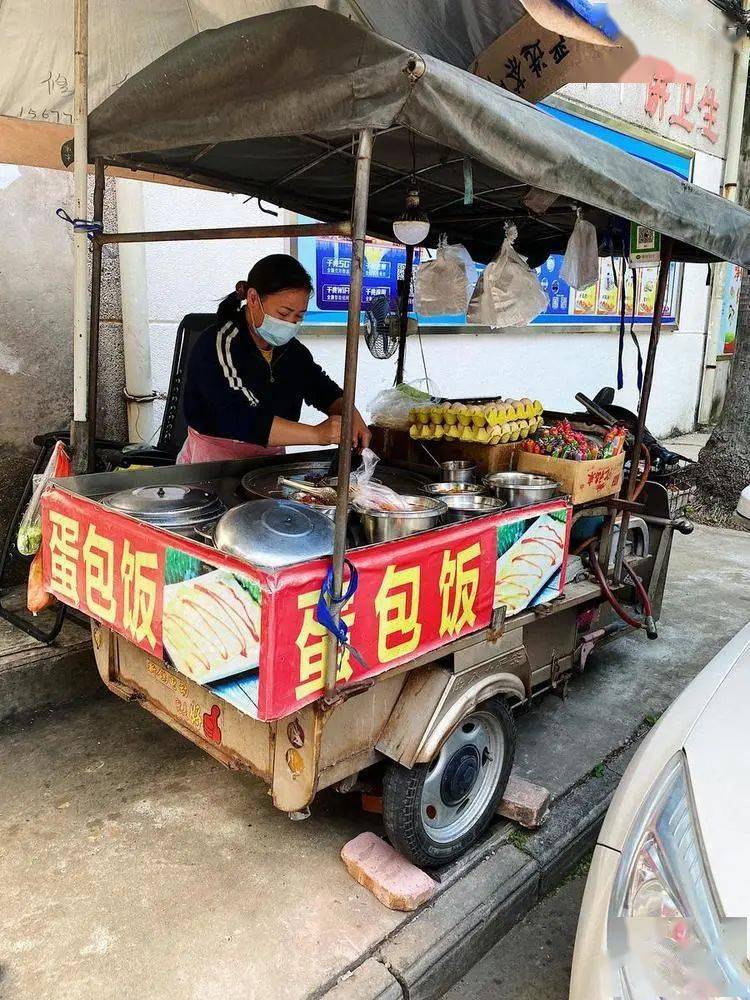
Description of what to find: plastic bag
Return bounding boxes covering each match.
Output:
[368,380,440,430]
[350,448,419,511]
[414,239,476,316]
[560,213,599,290]
[27,548,53,615]
[17,441,71,556]
[467,225,548,328]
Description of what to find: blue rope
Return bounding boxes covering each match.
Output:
[56,207,104,240]
[316,560,369,672]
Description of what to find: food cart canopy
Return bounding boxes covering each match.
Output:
[69,6,750,267]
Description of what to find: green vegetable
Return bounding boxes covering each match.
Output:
[17,520,42,556]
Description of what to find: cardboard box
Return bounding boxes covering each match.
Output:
[517,451,625,505]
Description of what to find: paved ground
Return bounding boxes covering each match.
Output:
[1,524,748,1000]
[442,864,589,1000]
[666,430,709,462]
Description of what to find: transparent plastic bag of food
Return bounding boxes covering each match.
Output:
[560,213,599,290]
[350,448,418,512]
[414,239,477,316]
[368,379,441,430]
[17,441,71,556]
[467,224,548,328]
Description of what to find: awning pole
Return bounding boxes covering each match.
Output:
[394,244,414,385]
[325,127,374,695]
[86,157,105,471]
[613,237,673,581]
[71,0,90,473]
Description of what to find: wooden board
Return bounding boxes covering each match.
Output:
[371,426,519,476]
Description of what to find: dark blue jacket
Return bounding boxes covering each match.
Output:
[183,306,343,446]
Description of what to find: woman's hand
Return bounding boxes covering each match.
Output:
[316,412,371,448]
[351,408,372,449]
[315,415,343,446]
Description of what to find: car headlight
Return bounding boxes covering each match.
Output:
[607,754,749,1000]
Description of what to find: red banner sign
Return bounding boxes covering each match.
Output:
[42,488,570,722]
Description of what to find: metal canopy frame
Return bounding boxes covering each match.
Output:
[82,129,671,696]
[71,5,701,697]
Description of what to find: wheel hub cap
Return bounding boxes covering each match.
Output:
[440,745,481,805]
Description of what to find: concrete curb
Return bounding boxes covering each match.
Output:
[317,747,629,1000]
[0,642,101,723]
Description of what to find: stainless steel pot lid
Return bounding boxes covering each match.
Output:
[101,484,225,527]
[214,500,334,569]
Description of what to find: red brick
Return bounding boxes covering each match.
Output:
[497,775,550,829]
[341,832,437,911]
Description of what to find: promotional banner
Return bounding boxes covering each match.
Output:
[43,489,570,722]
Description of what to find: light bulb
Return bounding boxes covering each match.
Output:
[393,186,430,246]
[393,219,431,246]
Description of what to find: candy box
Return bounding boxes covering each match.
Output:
[517,451,625,504]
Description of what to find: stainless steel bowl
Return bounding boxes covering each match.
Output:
[483,472,559,508]
[354,495,448,544]
[441,460,476,484]
[423,481,486,497]
[442,494,507,522]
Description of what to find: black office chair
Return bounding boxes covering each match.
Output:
[0,313,214,643]
[119,313,214,466]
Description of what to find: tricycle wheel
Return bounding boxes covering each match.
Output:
[382,697,516,869]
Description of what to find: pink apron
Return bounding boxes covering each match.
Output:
[176,426,284,465]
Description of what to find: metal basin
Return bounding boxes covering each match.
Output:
[354,495,448,544]
[442,494,507,522]
[483,471,559,508]
[423,481,486,498]
[441,460,476,483]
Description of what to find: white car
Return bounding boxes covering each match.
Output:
[570,623,750,1000]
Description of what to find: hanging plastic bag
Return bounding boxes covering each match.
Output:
[17,441,71,556]
[414,238,476,316]
[27,548,53,615]
[560,211,599,290]
[350,448,420,511]
[467,224,548,328]
[368,379,441,430]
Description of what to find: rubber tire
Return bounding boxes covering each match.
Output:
[382,697,516,869]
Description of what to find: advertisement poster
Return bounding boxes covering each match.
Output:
[720,264,742,355]
[301,234,418,312]
[535,255,572,315]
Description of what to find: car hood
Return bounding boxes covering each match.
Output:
[598,625,750,862]
[685,653,750,918]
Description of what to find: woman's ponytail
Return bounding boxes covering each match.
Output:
[216,289,243,323]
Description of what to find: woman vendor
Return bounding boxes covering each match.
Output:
[178,254,371,463]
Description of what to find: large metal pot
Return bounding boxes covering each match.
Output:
[214,499,334,569]
[101,484,225,538]
[354,496,447,544]
[483,472,559,508]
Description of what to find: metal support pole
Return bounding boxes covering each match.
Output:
[86,158,106,472]
[613,237,673,581]
[394,244,414,385]
[95,221,352,246]
[71,0,90,473]
[325,128,374,694]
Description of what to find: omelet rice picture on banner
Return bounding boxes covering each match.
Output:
[162,548,262,685]
[494,511,568,615]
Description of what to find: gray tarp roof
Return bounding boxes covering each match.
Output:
[69,6,750,267]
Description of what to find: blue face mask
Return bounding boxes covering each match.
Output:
[252,299,299,347]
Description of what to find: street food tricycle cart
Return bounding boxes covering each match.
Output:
[40,9,750,867]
